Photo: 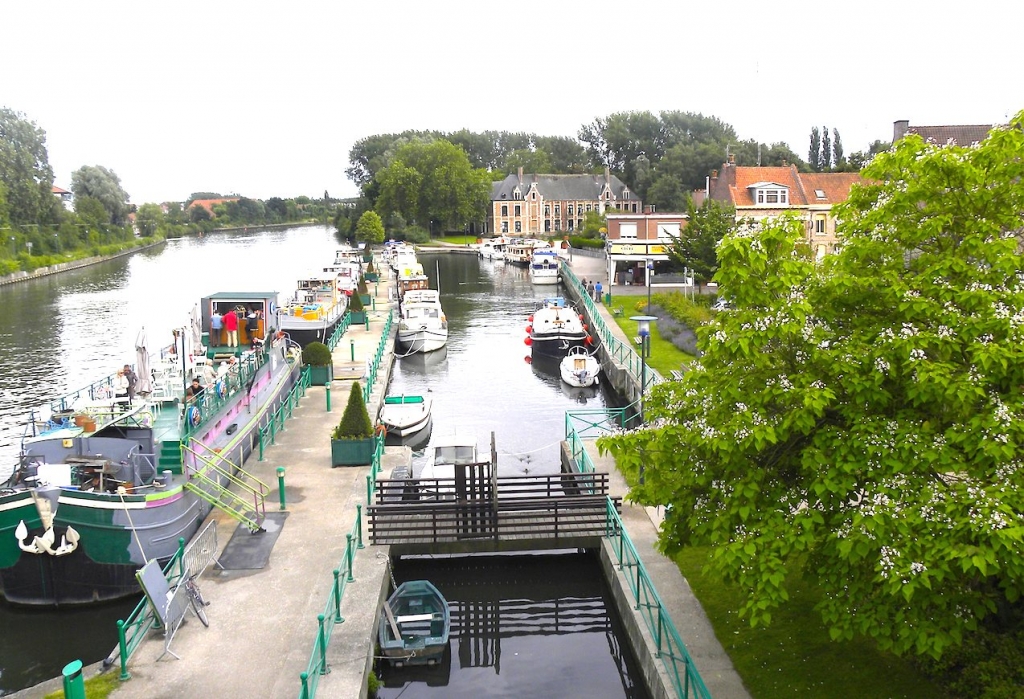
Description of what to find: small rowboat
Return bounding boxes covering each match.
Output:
[379,394,432,437]
[379,580,450,666]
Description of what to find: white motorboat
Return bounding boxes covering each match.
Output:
[417,434,487,500]
[559,346,600,388]
[528,249,560,285]
[478,236,509,260]
[379,394,432,437]
[398,289,448,354]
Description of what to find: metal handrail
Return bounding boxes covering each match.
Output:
[604,501,711,699]
[258,366,312,460]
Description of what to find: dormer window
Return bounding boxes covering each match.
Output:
[750,182,789,207]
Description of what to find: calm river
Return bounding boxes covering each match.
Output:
[0,229,641,696]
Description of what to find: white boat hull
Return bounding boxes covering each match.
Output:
[559,348,601,388]
[380,397,432,437]
[397,328,448,354]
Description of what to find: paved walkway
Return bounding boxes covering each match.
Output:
[15,248,748,699]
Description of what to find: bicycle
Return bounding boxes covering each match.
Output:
[182,574,210,627]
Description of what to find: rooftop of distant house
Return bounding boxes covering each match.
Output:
[893,120,992,146]
[188,197,240,214]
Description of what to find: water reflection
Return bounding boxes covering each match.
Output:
[377,554,650,699]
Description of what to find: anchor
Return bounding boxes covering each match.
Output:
[15,520,80,556]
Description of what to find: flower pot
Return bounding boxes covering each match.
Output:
[348,310,367,324]
[308,364,333,386]
[331,437,374,466]
[364,273,379,283]
[359,294,371,306]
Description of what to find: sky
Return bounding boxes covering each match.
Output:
[3,1,1021,206]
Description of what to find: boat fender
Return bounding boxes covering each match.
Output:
[226,423,238,436]
[524,337,532,346]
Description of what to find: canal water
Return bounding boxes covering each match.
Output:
[0,231,642,696]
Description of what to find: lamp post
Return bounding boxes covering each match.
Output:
[630,315,657,426]
[646,257,654,314]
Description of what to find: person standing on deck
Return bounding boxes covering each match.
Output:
[223,308,239,347]
[211,308,224,345]
[122,364,138,405]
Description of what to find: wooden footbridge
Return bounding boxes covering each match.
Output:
[367,469,621,556]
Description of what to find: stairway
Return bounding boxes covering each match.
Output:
[183,445,269,532]
[159,439,183,473]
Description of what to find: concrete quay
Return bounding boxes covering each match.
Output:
[15,248,747,699]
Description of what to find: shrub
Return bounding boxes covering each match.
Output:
[301,341,332,366]
[357,275,368,295]
[348,290,365,313]
[365,260,375,274]
[333,381,372,439]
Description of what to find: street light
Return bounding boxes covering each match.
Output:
[646,257,654,314]
[630,314,657,426]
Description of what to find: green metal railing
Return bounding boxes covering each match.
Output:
[299,508,363,699]
[183,348,266,443]
[326,311,355,351]
[258,365,312,460]
[363,310,393,398]
[114,538,186,681]
[565,410,711,699]
[560,267,663,388]
[605,502,711,699]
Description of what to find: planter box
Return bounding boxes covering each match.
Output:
[348,310,367,324]
[359,294,371,306]
[307,364,333,386]
[331,437,374,466]
[364,273,379,282]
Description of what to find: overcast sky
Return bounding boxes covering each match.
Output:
[3,1,1020,205]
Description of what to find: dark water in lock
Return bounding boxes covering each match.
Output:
[379,554,650,699]
[0,234,640,696]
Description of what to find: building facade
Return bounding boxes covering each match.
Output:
[488,168,640,236]
[707,157,864,260]
[603,210,687,287]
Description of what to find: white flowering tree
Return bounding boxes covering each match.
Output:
[598,113,1024,658]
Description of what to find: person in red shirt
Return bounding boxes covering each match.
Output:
[224,308,239,347]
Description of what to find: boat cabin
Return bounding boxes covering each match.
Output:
[201,291,277,353]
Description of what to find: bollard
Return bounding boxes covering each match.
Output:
[62,659,86,699]
[317,614,328,675]
[371,297,376,312]
[364,315,370,331]
[325,384,331,412]
[350,338,355,362]
[277,467,286,510]
[333,569,344,623]
[117,619,131,680]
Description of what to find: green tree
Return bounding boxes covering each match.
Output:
[666,197,734,282]
[579,210,606,239]
[808,126,822,172]
[505,148,553,176]
[821,126,832,171]
[189,204,211,223]
[832,128,844,169]
[844,139,889,172]
[0,107,58,226]
[135,203,163,237]
[599,113,1024,659]
[355,210,385,244]
[70,165,130,225]
[374,140,488,231]
[74,195,109,229]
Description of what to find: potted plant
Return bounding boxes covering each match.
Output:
[348,288,367,324]
[330,381,375,466]
[364,260,379,283]
[301,341,333,386]
[357,275,371,307]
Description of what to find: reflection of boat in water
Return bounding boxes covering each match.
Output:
[379,641,451,688]
[0,291,302,606]
[559,345,600,387]
[398,345,448,375]
[379,579,451,667]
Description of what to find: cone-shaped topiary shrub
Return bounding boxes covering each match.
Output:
[357,274,369,295]
[348,289,365,313]
[333,381,372,440]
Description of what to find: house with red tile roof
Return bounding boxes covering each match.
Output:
[187,198,239,217]
[707,156,865,259]
[52,184,73,211]
[893,120,992,147]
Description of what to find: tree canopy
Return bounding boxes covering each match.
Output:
[70,165,130,225]
[354,210,385,244]
[666,197,735,282]
[598,113,1024,659]
[374,139,490,232]
[0,107,58,226]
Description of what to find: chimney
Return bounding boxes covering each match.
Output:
[728,154,735,165]
[711,169,718,180]
[517,167,523,185]
[604,166,611,186]
[781,159,787,167]
[894,120,909,143]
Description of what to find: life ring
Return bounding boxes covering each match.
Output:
[186,406,202,427]
[216,381,227,399]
